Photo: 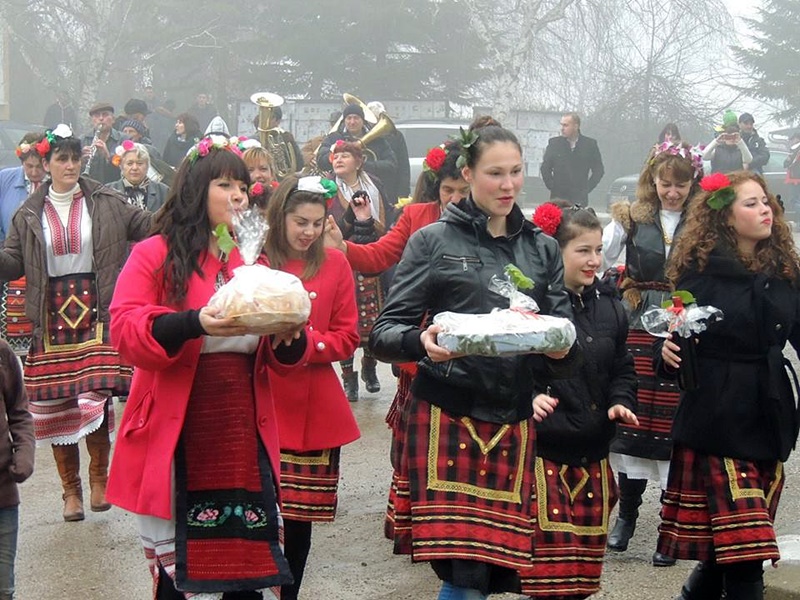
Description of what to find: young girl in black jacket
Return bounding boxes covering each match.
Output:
[519,202,638,599]
[660,170,800,600]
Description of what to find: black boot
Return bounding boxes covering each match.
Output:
[361,356,380,393]
[674,562,723,599]
[607,472,647,551]
[653,550,677,567]
[723,581,763,600]
[722,562,763,600]
[342,371,359,402]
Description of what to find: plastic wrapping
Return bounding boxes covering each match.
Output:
[207,208,311,335]
[435,310,576,356]
[640,304,724,339]
[434,265,575,357]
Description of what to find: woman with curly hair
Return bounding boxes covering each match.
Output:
[659,171,800,600]
[602,142,703,566]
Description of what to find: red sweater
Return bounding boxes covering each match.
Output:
[344,202,441,273]
[106,236,311,519]
[270,249,360,451]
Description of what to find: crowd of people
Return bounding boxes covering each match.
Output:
[0,91,796,600]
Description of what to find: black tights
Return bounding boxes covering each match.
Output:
[156,565,263,599]
[281,519,313,600]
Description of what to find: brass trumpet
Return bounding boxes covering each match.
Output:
[333,93,395,161]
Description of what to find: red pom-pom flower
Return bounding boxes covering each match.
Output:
[424,146,447,172]
[532,202,562,237]
[250,181,264,196]
[34,138,50,157]
[700,173,731,192]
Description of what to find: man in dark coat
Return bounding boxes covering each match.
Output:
[738,112,770,174]
[368,101,410,197]
[80,102,129,184]
[540,112,604,206]
[315,104,398,196]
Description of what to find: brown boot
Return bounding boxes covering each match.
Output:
[86,422,112,512]
[52,444,84,522]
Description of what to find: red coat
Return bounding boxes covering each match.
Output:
[344,202,441,274]
[343,202,442,376]
[106,235,311,520]
[270,249,360,451]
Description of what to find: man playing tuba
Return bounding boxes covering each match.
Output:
[315,103,399,198]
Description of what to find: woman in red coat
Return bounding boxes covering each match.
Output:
[264,175,360,600]
[107,138,311,600]
[324,140,469,553]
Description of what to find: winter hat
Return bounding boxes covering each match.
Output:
[342,104,365,119]
[722,110,738,128]
[204,116,230,136]
[121,119,147,136]
[738,112,755,124]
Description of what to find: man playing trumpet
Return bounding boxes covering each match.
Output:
[316,104,398,197]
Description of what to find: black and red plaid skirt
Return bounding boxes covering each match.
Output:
[519,457,618,598]
[406,397,536,577]
[0,277,33,356]
[355,272,383,344]
[384,370,412,553]
[175,352,291,592]
[279,447,341,522]
[614,329,680,460]
[657,445,784,565]
[24,274,132,402]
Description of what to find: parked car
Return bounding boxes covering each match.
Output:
[394,120,470,192]
[0,121,45,170]
[605,149,792,211]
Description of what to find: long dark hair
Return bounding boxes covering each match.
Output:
[152,148,251,304]
[413,140,463,204]
[264,175,327,280]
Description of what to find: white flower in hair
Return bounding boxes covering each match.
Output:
[297,176,326,194]
[52,123,73,138]
[239,138,262,150]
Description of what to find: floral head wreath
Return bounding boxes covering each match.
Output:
[295,176,339,208]
[16,137,48,159]
[700,173,735,211]
[111,139,137,167]
[29,124,73,158]
[651,142,704,181]
[185,135,260,163]
[532,202,563,237]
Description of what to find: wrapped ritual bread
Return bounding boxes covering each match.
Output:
[206,207,311,335]
[208,264,311,335]
[434,265,576,357]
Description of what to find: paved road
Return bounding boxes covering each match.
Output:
[14,358,800,599]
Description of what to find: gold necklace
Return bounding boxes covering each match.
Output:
[660,213,673,246]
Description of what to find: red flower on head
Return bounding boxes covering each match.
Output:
[270,180,279,189]
[250,181,264,196]
[35,138,50,157]
[532,202,562,237]
[425,146,447,172]
[700,172,731,192]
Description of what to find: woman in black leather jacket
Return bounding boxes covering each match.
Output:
[369,125,575,600]
[518,201,638,599]
[659,171,800,600]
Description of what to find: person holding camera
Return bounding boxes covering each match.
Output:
[703,125,754,174]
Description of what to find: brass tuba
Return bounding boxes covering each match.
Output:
[250,91,298,180]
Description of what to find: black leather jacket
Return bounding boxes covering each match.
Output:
[369,197,576,424]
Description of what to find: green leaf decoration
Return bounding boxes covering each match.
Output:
[213,223,237,255]
[706,187,735,211]
[505,263,535,290]
[660,289,696,308]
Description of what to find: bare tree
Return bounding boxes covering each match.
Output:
[462,0,577,121]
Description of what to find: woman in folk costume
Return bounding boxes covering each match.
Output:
[0,132,49,356]
[329,139,396,401]
[370,125,576,600]
[0,124,151,522]
[325,140,469,553]
[659,171,800,600]
[518,201,637,598]
[602,141,703,566]
[263,175,360,600]
[107,136,310,599]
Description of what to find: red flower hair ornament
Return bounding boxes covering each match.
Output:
[700,173,735,210]
[532,202,562,237]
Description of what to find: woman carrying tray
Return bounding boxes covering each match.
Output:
[518,201,638,598]
[370,125,576,600]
